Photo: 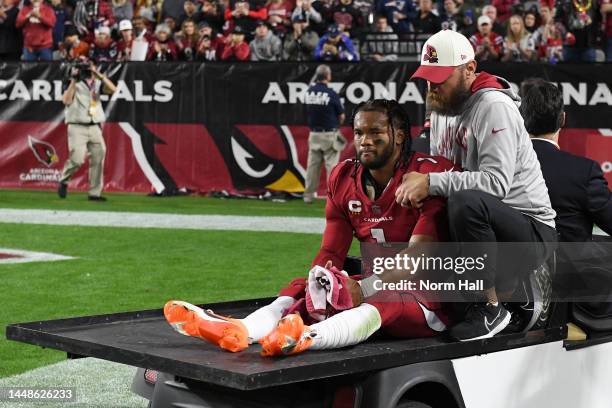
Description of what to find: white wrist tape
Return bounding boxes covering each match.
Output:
[358,274,381,298]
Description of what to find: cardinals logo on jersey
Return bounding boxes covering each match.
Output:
[28,135,59,167]
[423,45,439,63]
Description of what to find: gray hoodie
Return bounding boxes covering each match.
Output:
[250,31,282,61]
[428,74,556,228]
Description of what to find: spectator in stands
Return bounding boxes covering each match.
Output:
[441,0,469,32]
[413,0,442,33]
[501,14,535,61]
[0,0,22,61]
[198,21,224,54]
[148,23,178,60]
[532,4,565,55]
[470,15,502,61]
[556,0,598,62]
[162,0,185,22]
[266,0,292,35]
[135,0,159,27]
[117,19,135,60]
[292,0,323,35]
[220,24,250,60]
[89,25,118,63]
[523,9,538,34]
[540,22,564,63]
[178,0,201,27]
[250,20,281,60]
[196,34,217,59]
[353,0,374,24]
[175,18,199,60]
[60,25,90,60]
[481,4,505,36]
[314,23,358,61]
[132,16,154,40]
[199,0,224,32]
[112,0,134,24]
[330,0,363,37]
[362,13,398,61]
[225,0,268,39]
[604,0,612,61]
[491,0,518,24]
[50,0,66,52]
[72,0,114,40]
[377,0,417,33]
[16,0,56,61]
[282,13,319,60]
[164,16,178,32]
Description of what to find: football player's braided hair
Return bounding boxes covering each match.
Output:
[350,99,413,178]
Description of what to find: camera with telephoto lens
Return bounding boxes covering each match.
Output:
[61,59,93,83]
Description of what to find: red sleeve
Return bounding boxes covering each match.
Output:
[248,7,268,20]
[15,7,28,28]
[311,165,354,268]
[100,1,115,26]
[311,194,353,269]
[235,42,250,60]
[40,5,56,28]
[224,7,233,20]
[220,43,234,60]
[412,196,447,240]
[169,41,178,59]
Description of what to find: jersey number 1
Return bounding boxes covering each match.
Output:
[370,228,387,243]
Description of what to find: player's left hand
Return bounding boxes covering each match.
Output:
[344,277,363,307]
[324,260,362,307]
[395,172,429,208]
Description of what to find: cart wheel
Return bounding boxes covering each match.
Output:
[395,401,433,408]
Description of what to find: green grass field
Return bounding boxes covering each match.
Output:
[0,189,326,217]
[0,190,357,378]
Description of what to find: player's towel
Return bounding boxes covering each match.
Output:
[305,265,353,320]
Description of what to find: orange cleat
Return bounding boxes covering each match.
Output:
[259,313,313,357]
[163,300,249,352]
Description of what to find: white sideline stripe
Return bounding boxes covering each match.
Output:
[0,209,326,234]
[0,248,75,264]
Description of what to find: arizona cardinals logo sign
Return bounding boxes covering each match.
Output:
[423,45,439,63]
[28,135,59,167]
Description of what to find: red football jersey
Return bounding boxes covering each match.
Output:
[312,152,457,268]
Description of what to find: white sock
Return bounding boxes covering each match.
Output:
[241,296,295,342]
[308,303,382,350]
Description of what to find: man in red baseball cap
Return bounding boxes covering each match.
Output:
[397,29,558,342]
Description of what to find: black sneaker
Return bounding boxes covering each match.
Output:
[449,302,511,342]
[512,263,552,332]
[58,182,67,199]
[88,195,107,202]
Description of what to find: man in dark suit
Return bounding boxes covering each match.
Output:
[520,79,612,242]
[520,79,612,332]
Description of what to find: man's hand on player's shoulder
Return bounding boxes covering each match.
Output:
[395,172,430,208]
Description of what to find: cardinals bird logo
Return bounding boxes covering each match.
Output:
[423,45,439,63]
[28,135,59,167]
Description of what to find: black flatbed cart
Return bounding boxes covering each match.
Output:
[8,296,589,408]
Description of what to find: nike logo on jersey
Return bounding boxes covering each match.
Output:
[492,128,506,134]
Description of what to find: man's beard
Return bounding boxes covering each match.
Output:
[427,79,472,116]
[359,140,395,170]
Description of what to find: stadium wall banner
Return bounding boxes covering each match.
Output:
[0,62,610,195]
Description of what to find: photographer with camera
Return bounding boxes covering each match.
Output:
[57,57,116,202]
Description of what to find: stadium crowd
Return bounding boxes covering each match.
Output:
[0,0,610,62]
